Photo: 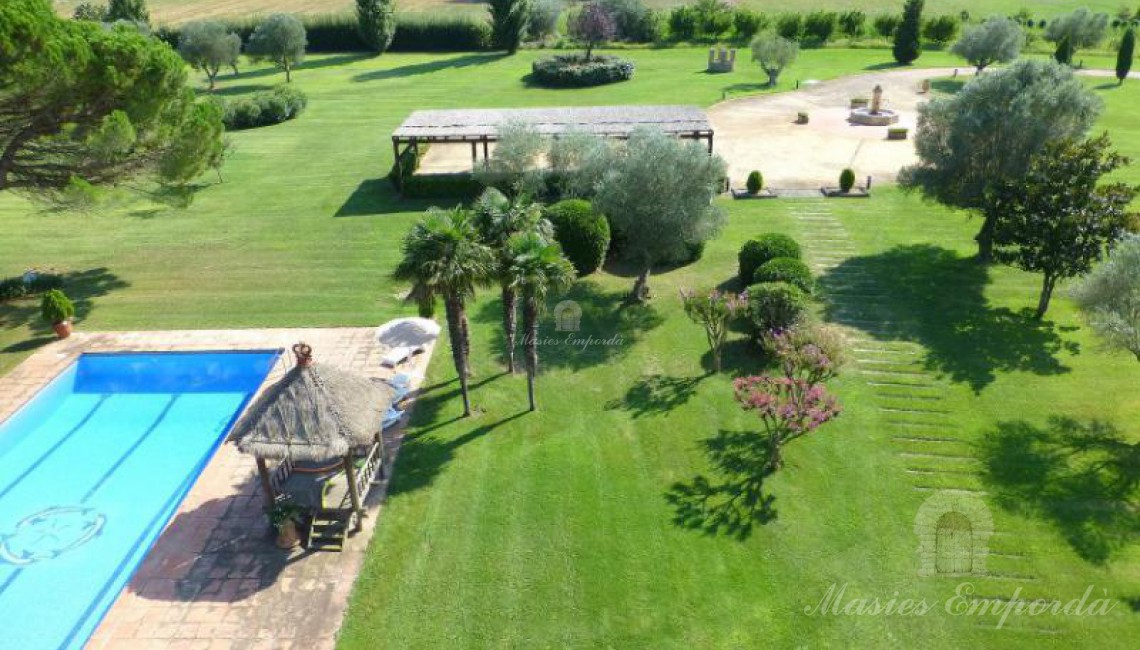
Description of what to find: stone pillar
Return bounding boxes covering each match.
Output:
[871,85,883,115]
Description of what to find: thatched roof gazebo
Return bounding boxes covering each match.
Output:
[231,343,396,532]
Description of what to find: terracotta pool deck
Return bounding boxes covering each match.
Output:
[0,327,436,650]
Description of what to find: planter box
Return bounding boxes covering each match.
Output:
[795,112,809,124]
[850,98,869,109]
[821,187,870,198]
[731,188,778,199]
[887,127,909,140]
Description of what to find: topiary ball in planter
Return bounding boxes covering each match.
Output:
[746,170,764,194]
[754,257,814,294]
[531,54,635,88]
[545,199,611,276]
[839,168,856,193]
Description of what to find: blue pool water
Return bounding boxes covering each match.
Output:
[0,351,278,649]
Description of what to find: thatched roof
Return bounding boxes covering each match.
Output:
[392,105,713,143]
[231,344,395,462]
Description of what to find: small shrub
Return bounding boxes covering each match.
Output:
[600,0,660,42]
[747,281,808,333]
[220,87,308,130]
[531,53,635,87]
[802,11,837,45]
[685,240,706,263]
[754,257,813,293]
[41,289,75,324]
[872,14,901,38]
[692,0,733,39]
[527,0,564,41]
[746,170,763,194]
[732,9,767,42]
[738,233,800,285]
[922,15,960,45]
[545,199,611,275]
[0,273,63,302]
[776,13,804,40]
[668,6,698,40]
[838,10,866,37]
[839,168,856,192]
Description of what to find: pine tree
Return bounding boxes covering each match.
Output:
[1117,27,1135,84]
[892,0,923,65]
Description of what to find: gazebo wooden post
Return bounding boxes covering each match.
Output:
[392,138,402,190]
[471,141,478,169]
[343,454,364,532]
[482,138,489,168]
[255,457,276,511]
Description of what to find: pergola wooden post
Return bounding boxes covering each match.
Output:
[343,454,364,532]
[255,457,276,511]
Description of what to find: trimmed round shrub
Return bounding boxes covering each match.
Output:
[746,170,763,194]
[531,54,635,88]
[684,240,705,263]
[839,168,856,192]
[754,256,813,293]
[738,233,801,285]
[221,87,307,131]
[747,281,808,333]
[545,199,611,276]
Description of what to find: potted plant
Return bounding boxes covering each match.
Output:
[268,501,306,549]
[41,289,75,339]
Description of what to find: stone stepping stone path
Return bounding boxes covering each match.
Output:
[785,202,1059,629]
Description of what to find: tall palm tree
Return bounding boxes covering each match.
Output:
[472,189,553,374]
[394,207,493,417]
[507,232,576,411]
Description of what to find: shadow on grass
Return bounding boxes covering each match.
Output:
[819,244,1076,391]
[473,279,665,372]
[930,78,966,95]
[353,53,508,82]
[334,178,427,217]
[666,429,777,540]
[720,82,771,95]
[0,268,129,336]
[233,53,373,81]
[209,83,276,97]
[979,416,1139,564]
[387,375,526,497]
[605,373,710,418]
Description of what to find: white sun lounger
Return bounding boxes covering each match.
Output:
[380,346,414,368]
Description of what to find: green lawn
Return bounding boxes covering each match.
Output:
[1,47,1138,648]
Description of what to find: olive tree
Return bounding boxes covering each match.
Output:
[589,128,726,302]
[178,21,242,90]
[950,16,1023,72]
[750,33,799,86]
[1,0,224,197]
[1045,8,1109,60]
[474,121,547,197]
[1073,234,1140,361]
[900,59,1102,262]
[248,14,307,82]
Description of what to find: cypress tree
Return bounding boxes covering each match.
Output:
[1117,27,1135,84]
[893,0,923,64]
[1054,35,1073,65]
[357,0,396,54]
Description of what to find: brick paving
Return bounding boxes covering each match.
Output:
[0,327,436,650]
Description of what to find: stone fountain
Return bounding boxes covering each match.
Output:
[849,84,899,126]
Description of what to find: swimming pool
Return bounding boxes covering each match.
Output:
[0,351,279,649]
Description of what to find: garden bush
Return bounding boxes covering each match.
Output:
[747,281,808,333]
[873,14,901,38]
[839,168,856,192]
[738,233,801,285]
[776,13,804,40]
[41,289,75,324]
[922,14,960,45]
[668,6,698,40]
[754,257,813,293]
[545,199,611,275]
[392,14,491,51]
[692,0,733,39]
[733,9,767,42]
[0,273,62,302]
[600,0,661,42]
[746,170,763,194]
[531,54,635,87]
[838,10,866,37]
[802,11,837,45]
[220,86,307,130]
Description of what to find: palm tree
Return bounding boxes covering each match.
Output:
[472,189,553,374]
[507,232,576,411]
[394,207,493,417]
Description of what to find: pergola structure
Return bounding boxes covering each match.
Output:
[390,105,715,184]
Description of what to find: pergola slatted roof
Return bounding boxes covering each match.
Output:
[392,105,713,142]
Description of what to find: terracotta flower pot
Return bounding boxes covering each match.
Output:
[52,321,73,340]
[275,520,301,549]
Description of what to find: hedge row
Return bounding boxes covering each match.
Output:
[157,13,489,53]
[218,86,307,130]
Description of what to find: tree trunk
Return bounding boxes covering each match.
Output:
[524,294,539,411]
[1035,274,1057,320]
[444,295,472,417]
[628,265,651,304]
[585,43,593,62]
[502,284,518,373]
[767,69,779,86]
[460,308,473,378]
[285,62,292,83]
[975,213,997,263]
[767,436,782,471]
